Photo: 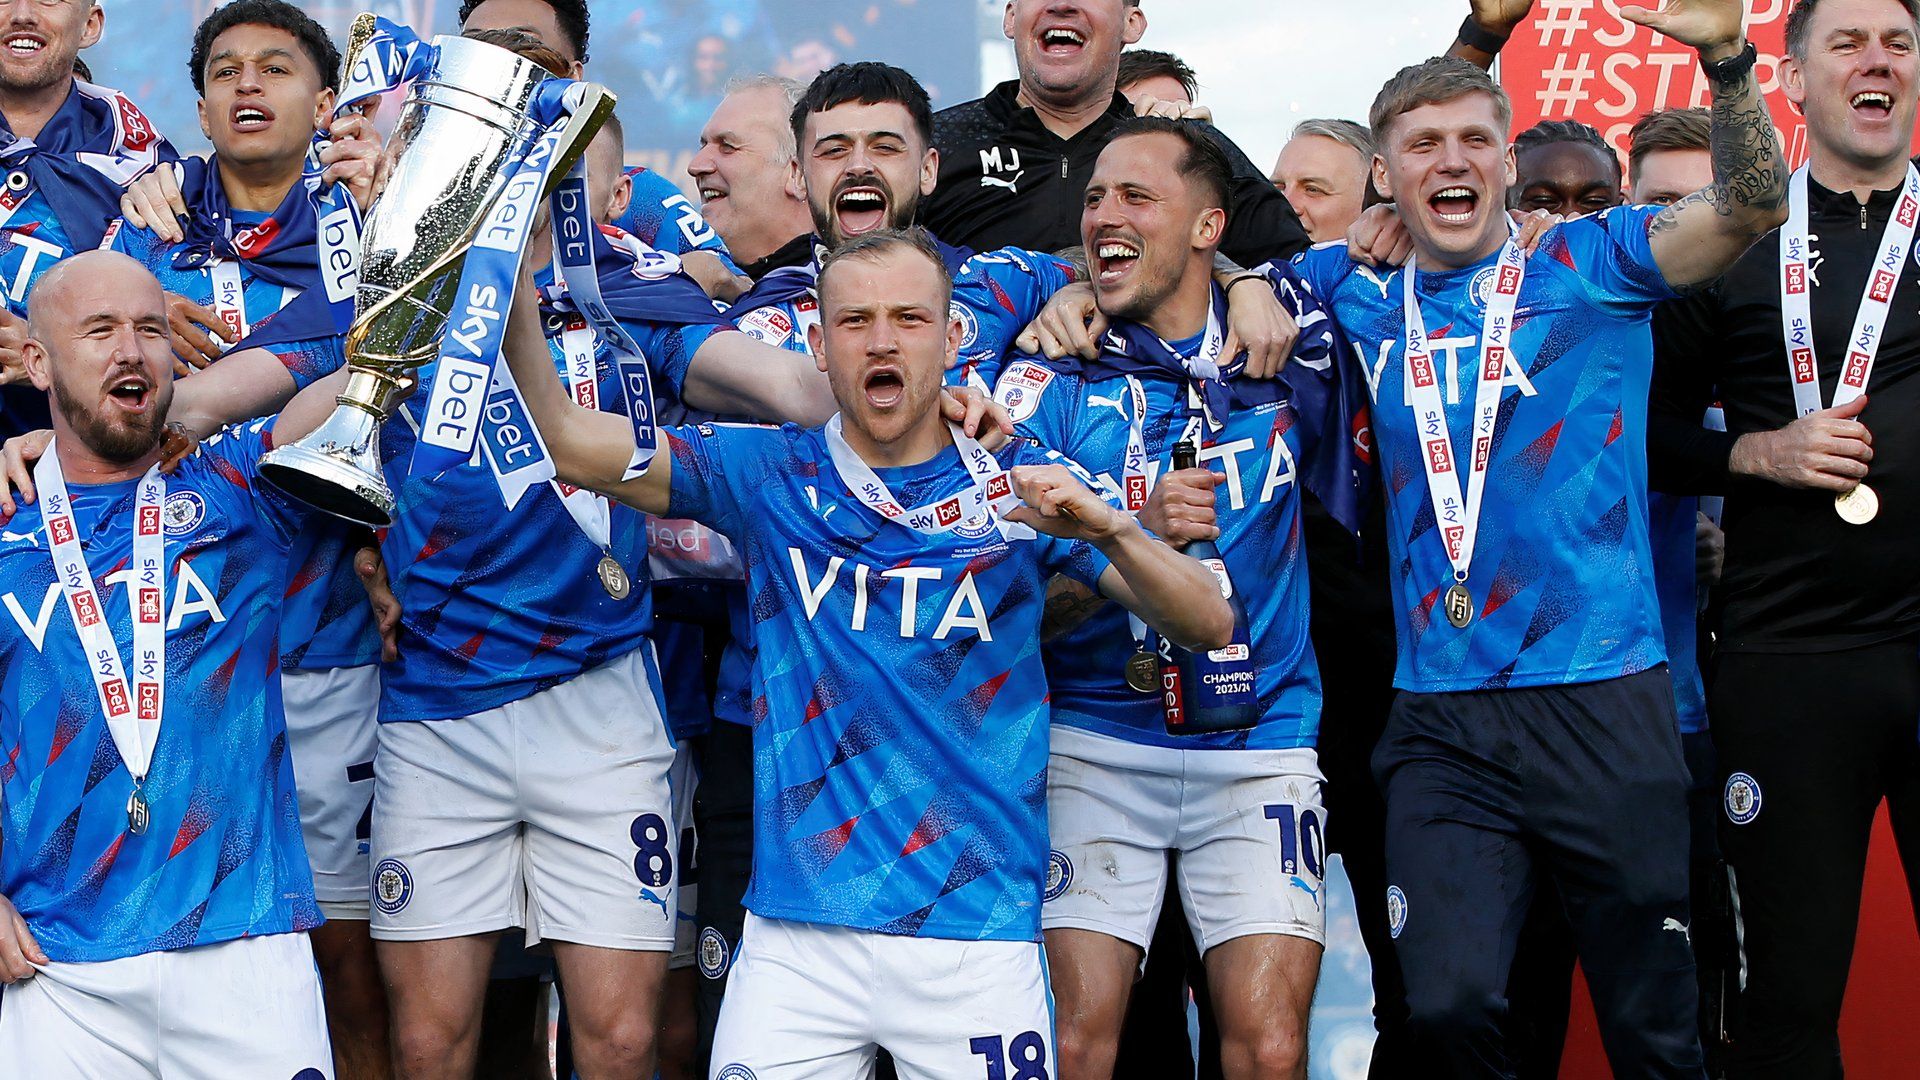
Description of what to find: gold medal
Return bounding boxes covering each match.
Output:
[596,554,631,600]
[127,790,150,835]
[1835,482,1879,525]
[1125,650,1160,694]
[1443,582,1474,629]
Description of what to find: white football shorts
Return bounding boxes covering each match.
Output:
[709,913,1054,1080]
[283,663,381,919]
[369,646,679,950]
[0,932,332,1078]
[1042,727,1329,956]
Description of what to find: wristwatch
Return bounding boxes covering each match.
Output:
[1701,40,1758,83]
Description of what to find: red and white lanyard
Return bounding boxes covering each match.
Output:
[1119,374,1149,514]
[208,258,249,347]
[552,315,613,552]
[1779,164,1920,416]
[824,416,1033,540]
[1403,230,1525,589]
[34,442,166,792]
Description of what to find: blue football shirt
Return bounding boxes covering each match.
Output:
[1293,207,1679,692]
[374,264,729,722]
[667,422,1110,941]
[0,420,321,962]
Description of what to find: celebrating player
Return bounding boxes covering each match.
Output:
[1290,0,1788,1070]
[0,251,375,1077]
[969,117,1344,1080]
[495,225,1233,1080]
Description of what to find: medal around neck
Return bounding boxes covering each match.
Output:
[1444,582,1474,628]
[1835,482,1879,525]
[1125,649,1160,694]
[597,554,632,599]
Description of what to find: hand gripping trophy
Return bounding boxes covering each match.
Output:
[260,13,615,527]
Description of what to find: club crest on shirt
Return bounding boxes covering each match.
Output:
[1044,850,1073,901]
[162,491,205,536]
[953,511,998,541]
[1386,885,1408,938]
[698,926,731,979]
[1724,772,1762,825]
[950,301,980,350]
[717,1066,758,1080]
[1468,266,1499,309]
[373,858,413,915]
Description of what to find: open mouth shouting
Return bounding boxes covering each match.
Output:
[1093,234,1142,287]
[862,365,906,410]
[1851,89,1896,121]
[1038,25,1087,57]
[1428,185,1480,227]
[834,182,891,238]
[230,100,276,134]
[104,372,155,416]
[3,32,46,62]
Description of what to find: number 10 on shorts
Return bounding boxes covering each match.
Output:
[1264,803,1324,881]
[970,1031,1049,1080]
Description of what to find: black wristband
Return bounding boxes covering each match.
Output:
[1456,15,1510,55]
[1226,272,1267,294]
[1701,40,1758,84]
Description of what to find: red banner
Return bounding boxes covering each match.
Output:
[1499,0,1918,168]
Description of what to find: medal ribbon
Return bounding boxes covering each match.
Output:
[1778,163,1920,416]
[34,441,166,792]
[1402,228,1525,589]
[824,417,1033,541]
[549,314,614,552]
[209,258,248,346]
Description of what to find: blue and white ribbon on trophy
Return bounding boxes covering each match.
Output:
[548,161,658,481]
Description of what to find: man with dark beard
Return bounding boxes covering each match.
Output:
[0,250,362,1077]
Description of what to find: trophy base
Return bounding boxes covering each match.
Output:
[259,402,397,528]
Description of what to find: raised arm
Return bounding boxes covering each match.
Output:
[1626,1,1789,286]
[679,330,838,426]
[1446,0,1535,69]
[497,272,675,515]
[165,347,304,438]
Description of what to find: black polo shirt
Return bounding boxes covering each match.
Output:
[925,80,1308,266]
[1652,172,1920,652]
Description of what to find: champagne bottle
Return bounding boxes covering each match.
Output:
[1161,439,1260,734]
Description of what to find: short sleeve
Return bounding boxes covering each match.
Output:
[994,359,1080,455]
[1546,206,1679,314]
[664,421,780,539]
[259,334,347,392]
[204,416,306,547]
[952,247,1077,387]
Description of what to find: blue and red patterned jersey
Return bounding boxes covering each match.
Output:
[109,211,377,672]
[949,246,1080,390]
[0,420,320,962]
[667,422,1110,942]
[373,262,729,722]
[1293,206,1679,692]
[614,165,739,274]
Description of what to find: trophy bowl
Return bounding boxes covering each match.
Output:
[259,23,615,527]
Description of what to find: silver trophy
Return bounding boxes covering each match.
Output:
[259,15,615,527]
